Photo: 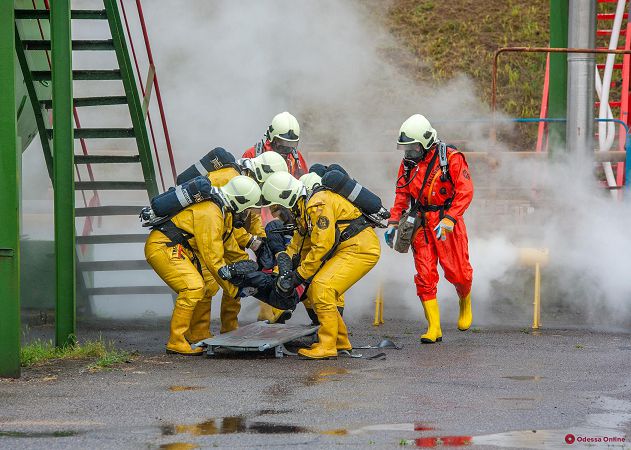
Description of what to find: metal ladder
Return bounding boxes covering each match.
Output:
[14,0,173,311]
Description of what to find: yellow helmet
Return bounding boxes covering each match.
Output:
[219,175,261,212]
[397,114,437,151]
[240,151,288,183]
[266,112,300,155]
[261,172,304,208]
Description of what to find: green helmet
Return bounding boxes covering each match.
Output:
[261,172,305,208]
[299,172,322,196]
[397,114,437,151]
[266,112,300,150]
[240,151,288,183]
[219,175,261,213]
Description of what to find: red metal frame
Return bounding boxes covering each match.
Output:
[536,55,550,153]
[119,0,166,191]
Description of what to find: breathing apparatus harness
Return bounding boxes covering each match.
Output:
[398,141,457,242]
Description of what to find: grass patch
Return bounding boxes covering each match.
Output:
[20,338,133,370]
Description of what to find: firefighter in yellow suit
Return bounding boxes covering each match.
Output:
[144,176,261,355]
[182,150,288,336]
[280,173,345,324]
[262,172,381,359]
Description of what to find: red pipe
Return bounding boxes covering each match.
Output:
[119,0,166,191]
[135,0,177,184]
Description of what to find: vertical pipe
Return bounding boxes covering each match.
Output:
[567,0,597,156]
[0,2,21,378]
[549,0,569,153]
[532,264,541,330]
[51,0,76,347]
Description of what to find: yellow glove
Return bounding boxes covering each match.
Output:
[433,217,454,241]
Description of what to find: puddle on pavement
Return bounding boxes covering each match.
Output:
[0,430,80,438]
[168,386,205,392]
[414,435,472,447]
[502,375,545,381]
[303,367,350,386]
[348,423,435,434]
[159,443,198,450]
[161,416,310,436]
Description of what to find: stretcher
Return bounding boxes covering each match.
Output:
[194,321,318,358]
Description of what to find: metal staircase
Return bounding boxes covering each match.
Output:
[15,0,174,312]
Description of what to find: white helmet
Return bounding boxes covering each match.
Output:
[240,151,288,183]
[261,172,305,208]
[299,172,322,196]
[266,112,300,155]
[397,114,437,151]
[219,175,261,213]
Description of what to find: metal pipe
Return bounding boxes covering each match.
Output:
[0,2,21,378]
[51,0,76,347]
[567,0,596,156]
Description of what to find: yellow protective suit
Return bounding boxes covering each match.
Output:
[285,198,345,316]
[206,166,267,331]
[144,201,249,354]
[294,190,381,359]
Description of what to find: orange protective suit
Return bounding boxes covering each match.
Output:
[389,145,474,301]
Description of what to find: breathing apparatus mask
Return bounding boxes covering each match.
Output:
[271,136,299,156]
[398,142,426,163]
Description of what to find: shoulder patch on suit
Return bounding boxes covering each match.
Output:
[316,216,330,230]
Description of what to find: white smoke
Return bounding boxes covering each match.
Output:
[20,0,631,328]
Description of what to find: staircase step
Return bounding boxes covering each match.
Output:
[76,205,143,217]
[86,286,172,295]
[15,9,108,20]
[76,234,148,244]
[22,39,114,51]
[41,96,128,109]
[32,70,122,81]
[74,155,140,164]
[75,181,147,191]
[78,260,151,271]
[47,128,135,139]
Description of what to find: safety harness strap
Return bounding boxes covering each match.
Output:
[154,220,202,274]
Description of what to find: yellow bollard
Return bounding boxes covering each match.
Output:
[373,284,384,326]
[518,248,549,330]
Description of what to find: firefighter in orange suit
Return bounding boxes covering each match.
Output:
[385,114,474,344]
[144,176,261,355]
[262,172,381,359]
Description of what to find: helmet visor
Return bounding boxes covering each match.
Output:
[271,137,299,155]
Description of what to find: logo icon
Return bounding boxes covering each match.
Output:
[565,434,576,445]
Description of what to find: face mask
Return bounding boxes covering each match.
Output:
[404,148,424,162]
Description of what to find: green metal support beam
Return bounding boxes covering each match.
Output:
[51,0,76,347]
[0,2,21,378]
[549,0,569,153]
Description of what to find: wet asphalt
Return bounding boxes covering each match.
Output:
[1,312,630,449]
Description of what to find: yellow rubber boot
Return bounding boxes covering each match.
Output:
[257,302,275,321]
[184,300,212,343]
[458,292,473,331]
[336,311,352,352]
[220,293,240,334]
[166,306,204,355]
[298,309,338,359]
[420,298,442,344]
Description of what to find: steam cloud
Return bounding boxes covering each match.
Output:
[21,0,631,328]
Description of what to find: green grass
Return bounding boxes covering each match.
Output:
[387,0,548,146]
[20,337,133,370]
